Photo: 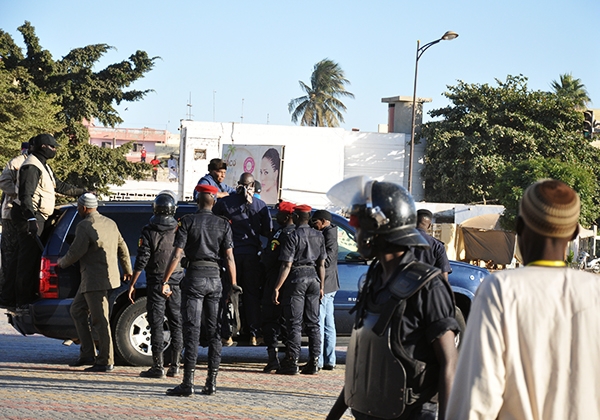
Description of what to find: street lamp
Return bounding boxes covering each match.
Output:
[407,30,458,194]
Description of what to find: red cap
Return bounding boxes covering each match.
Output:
[195,184,219,194]
[295,204,312,213]
[278,201,295,214]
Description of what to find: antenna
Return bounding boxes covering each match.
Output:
[267,113,269,124]
[186,92,193,120]
[241,98,244,123]
[213,90,216,122]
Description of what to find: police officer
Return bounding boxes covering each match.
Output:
[163,184,238,397]
[260,201,296,372]
[413,209,452,281]
[128,190,183,378]
[273,204,326,375]
[326,176,459,420]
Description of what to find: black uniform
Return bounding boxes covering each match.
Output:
[133,215,183,359]
[413,228,452,275]
[279,224,326,361]
[261,223,295,350]
[346,251,459,420]
[174,209,233,372]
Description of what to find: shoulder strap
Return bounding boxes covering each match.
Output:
[372,261,441,336]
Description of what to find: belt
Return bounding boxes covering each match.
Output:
[189,260,220,268]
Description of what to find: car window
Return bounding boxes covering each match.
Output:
[65,208,153,255]
[337,225,358,261]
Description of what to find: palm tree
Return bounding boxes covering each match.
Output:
[288,59,354,127]
[551,73,591,109]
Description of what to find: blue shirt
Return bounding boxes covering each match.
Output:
[193,173,236,201]
[212,193,272,255]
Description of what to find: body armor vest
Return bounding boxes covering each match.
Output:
[345,261,442,419]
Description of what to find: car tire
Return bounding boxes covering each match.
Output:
[454,306,466,349]
[114,298,171,366]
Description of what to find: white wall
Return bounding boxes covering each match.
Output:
[179,120,425,205]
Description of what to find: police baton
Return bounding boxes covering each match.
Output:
[30,233,44,252]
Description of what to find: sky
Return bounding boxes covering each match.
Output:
[2,0,599,134]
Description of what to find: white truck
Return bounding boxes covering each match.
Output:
[177,120,418,207]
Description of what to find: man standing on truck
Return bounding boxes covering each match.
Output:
[193,158,236,201]
[447,179,600,419]
[128,190,183,379]
[163,184,238,396]
[0,140,31,309]
[58,193,132,373]
[11,133,86,309]
[326,177,459,420]
[213,172,272,346]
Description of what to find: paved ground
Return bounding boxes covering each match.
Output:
[0,313,352,419]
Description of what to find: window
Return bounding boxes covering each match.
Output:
[101,142,112,148]
[194,149,207,160]
[337,226,358,261]
[133,143,144,152]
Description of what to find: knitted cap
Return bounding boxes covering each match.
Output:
[519,179,580,239]
[78,193,98,209]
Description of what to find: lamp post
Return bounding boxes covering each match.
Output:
[407,30,458,194]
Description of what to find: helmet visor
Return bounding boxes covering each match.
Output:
[327,176,373,210]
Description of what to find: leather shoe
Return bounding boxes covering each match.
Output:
[322,365,335,371]
[222,337,234,347]
[69,357,96,367]
[84,364,114,372]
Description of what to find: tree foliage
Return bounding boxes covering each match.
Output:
[551,73,591,110]
[493,158,598,229]
[288,58,354,127]
[0,21,154,193]
[0,63,64,164]
[422,75,600,227]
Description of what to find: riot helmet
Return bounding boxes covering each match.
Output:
[327,176,428,249]
[153,190,177,216]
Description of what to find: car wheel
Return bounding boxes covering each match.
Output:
[454,306,466,349]
[113,298,171,366]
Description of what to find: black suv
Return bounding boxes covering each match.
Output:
[7,201,488,366]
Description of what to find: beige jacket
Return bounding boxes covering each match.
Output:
[447,267,600,420]
[14,154,56,219]
[59,211,132,292]
[0,153,27,219]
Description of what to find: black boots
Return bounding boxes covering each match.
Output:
[276,355,299,375]
[140,353,165,378]
[200,368,218,395]
[166,369,194,396]
[166,350,181,377]
[263,348,280,373]
[300,357,320,375]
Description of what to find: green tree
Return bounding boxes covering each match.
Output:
[0,64,64,165]
[551,73,591,110]
[0,21,158,143]
[493,158,598,230]
[421,75,600,227]
[0,21,154,193]
[288,59,354,127]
